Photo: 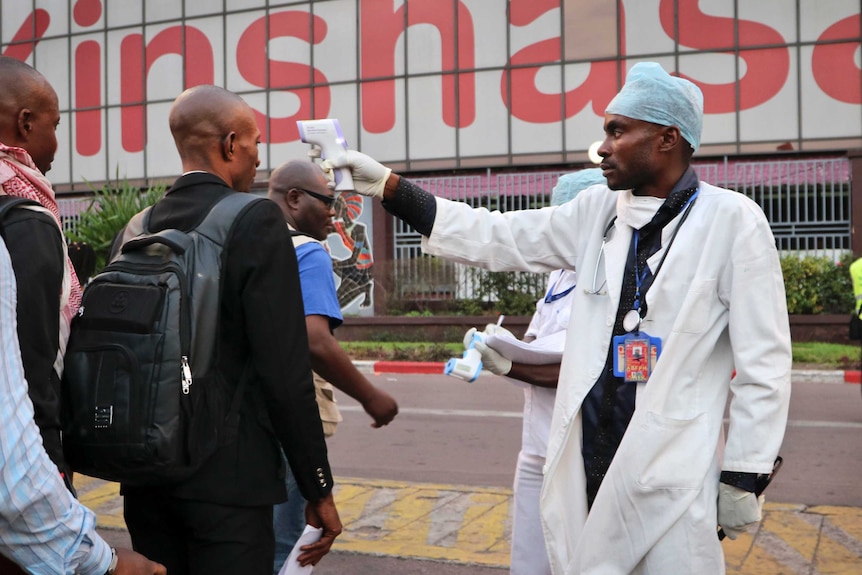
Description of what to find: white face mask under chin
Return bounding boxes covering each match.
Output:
[616,190,664,230]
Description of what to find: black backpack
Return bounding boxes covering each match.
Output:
[0,195,40,229]
[61,192,261,485]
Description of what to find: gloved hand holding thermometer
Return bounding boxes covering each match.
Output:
[447,317,515,381]
[322,150,391,199]
[445,330,484,382]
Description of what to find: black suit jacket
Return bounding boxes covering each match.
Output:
[122,172,333,506]
[0,207,68,476]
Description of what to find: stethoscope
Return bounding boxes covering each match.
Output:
[582,218,617,296]
[582,189,700,316]
[625,190,700,331]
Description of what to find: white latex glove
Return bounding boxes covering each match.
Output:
[463,327,481,350]
[482,323,516,340]
[717,483,764,540]
[473,338,513,376]
[322,150,391,199]
[307,147,337,189]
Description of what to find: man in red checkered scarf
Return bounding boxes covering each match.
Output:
[0,57,82,504]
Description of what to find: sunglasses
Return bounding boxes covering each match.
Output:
[294,187,336,208]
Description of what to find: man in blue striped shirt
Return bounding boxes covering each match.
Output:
[0,235,165,575]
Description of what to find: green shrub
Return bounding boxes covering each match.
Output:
[456,269,543,316]
[340,341,460,361]
[780,254,853,314]
[65,177,167,273]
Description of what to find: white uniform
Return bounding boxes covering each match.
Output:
[423,182,791,574]
[509,268,574,575]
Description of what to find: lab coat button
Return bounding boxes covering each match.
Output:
[606,316,613,326]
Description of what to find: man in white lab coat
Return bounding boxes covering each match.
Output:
[326,62,791,574]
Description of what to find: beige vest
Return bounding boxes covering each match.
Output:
[291,227,342,438]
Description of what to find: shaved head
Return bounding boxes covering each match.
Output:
[169,85,250,161]
[0,57,47,119]
[0,56,60,173]
[168,85,261,191]
[269,159,329,194]
[268,159,335,240]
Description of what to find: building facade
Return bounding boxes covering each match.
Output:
[2,0,860,314]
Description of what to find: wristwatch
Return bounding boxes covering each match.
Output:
[105,547,118,575]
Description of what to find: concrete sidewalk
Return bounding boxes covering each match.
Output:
[78,474,862,574]
[79,364,860,573]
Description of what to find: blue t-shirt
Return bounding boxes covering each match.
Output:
[295,242,343,331]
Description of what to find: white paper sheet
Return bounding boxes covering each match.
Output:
[277,524,323,575]
[485,330,565,365]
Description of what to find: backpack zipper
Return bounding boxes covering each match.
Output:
[102,260,193,394]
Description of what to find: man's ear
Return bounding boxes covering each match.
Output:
[658,126,682,153]
[17,108,32,140]
[285,188,302,208]
[221,132,236,160]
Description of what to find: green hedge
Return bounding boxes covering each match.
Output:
[461,255,858,316]
[386,254,858,317]
[781,253,855,315]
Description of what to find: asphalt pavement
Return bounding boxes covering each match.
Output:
[85,365,862,575]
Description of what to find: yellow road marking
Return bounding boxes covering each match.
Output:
[332,482,376,527]
[813,505,862,543]
[762,506,820,559]
[809,506,862,574]
[77,475,862,572]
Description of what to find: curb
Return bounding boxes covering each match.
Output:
[354,360,445,375]
[356,361,862,383]
[793,369,861,384]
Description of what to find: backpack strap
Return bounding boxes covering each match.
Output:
[0,196,40,232]
[123,207,151,242]
[192,192,264,440]
[110,207,152,264]
[195,192,263,247]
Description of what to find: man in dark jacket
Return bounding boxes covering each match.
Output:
[120,85,341,575]
[0,56,77,493]
[0,55,165,575]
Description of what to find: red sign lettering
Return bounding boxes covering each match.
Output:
[120,27,214,152]
[359,0,475,133]
[1,9,49,61]
[812,15,861,104]
[75,41,101,156]
[503,0,621,122]
[662,0,789,113]
[2,3,858,158]
[236,11,330,143]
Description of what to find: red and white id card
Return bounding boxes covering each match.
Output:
[612,332,662,383]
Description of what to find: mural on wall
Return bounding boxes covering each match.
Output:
[327,193,374,316]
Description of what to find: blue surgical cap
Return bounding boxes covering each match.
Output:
[552,168,606,206]
[605,62,704,151]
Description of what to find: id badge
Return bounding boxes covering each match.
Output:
[612,332,662,383]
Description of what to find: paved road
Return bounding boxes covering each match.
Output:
[87,372,862,574]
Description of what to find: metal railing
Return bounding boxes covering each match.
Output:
[393,157,851,302]
[54,156,851,304]
[58,196,93,236]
